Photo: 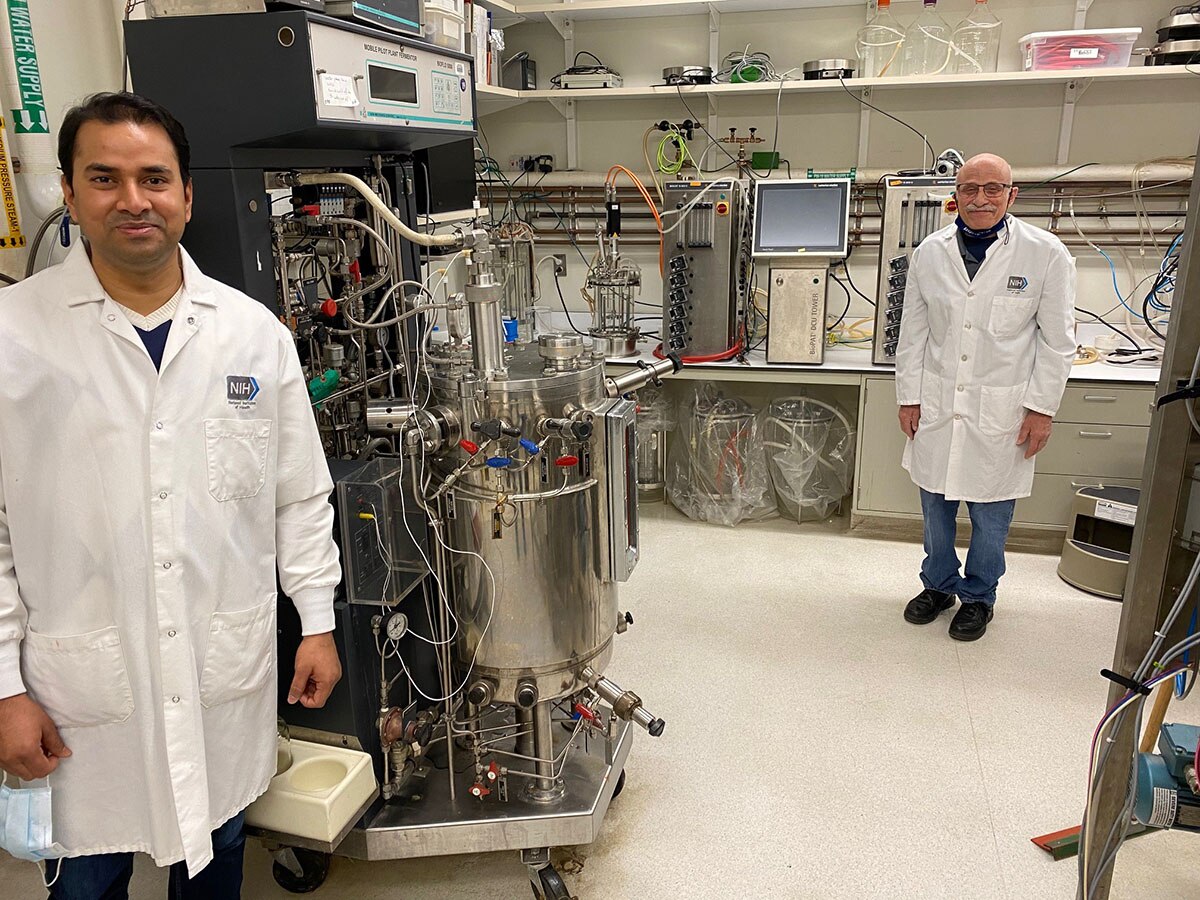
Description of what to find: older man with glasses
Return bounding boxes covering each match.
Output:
[894,153,1077,641]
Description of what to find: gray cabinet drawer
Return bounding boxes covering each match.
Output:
[1056,385,1153,426]
[1015,474,1140,527]
[1036,424,1149,479]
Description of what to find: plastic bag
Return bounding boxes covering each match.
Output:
[666,383,776,526]
[762,397,855,522]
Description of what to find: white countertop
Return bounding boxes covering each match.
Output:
[594,323,1161,385]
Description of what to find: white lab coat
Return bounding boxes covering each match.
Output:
[0,243,341,875]
[895,216,1076,502]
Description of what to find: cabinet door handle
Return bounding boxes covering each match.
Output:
[1083,395,1117,402]
[1078,430,1114,438]
[1071,481,1097,488]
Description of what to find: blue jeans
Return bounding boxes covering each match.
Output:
[919,489,1016,607]
[45,812,245,900]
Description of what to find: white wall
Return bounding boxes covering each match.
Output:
[484,0,1200,325]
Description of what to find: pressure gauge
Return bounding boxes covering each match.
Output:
[386,613,408,642]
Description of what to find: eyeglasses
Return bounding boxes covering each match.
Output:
[955,182,1013,199]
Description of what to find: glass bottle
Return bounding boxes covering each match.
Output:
[902,0,953,77]
[952,0,1003,74]
[855,0,906,79]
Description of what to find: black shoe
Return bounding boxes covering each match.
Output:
[903,589,956,625]
[949,602,994,642]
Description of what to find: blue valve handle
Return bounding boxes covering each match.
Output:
[485,457,512,469]
[518,438,540,455]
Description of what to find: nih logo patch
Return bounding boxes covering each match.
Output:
[227,375,260,410]
[1007,276,1029,293]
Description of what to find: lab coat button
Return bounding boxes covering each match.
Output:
[957,385,964,392]
[965,323,972,330]
[162,561,172,570]
[155,422,164,430]
[961,355,968,362]
[167,630,177,638]
[968,291,975,297]
[187,317,195,325]
[159,491,168,500]
[107,314,117,322]
[954,414,962,421]
[171,696,180,704]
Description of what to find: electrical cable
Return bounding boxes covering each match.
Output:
[837,76,934,171]
[553,269,588,335]
[827,271,852,331]
[1074,307,1143,351]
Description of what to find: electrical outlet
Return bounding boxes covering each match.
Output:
[552,254,567,277]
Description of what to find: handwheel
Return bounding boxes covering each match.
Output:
[271,848,331,894]
[529,864,573,900]
[611,769,626,800]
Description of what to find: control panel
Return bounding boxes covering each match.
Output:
[309,17,475,133]
[872,177,956,364]
[660,181,749,357]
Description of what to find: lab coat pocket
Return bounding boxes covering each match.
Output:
[204,419,272,501]
[979,385,1026,437]
[919,374,943,423]
[989,296,1036,337]
[199,598,277,709]
[22,626,135,728]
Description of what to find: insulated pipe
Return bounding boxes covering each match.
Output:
[494,165,1195,189]
[0,0,58,222]
[287,171,460,248]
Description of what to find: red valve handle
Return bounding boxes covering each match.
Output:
[555,455,579,468]
[319,299,338,318]
[348,259,362,284]
[459,439,480,455]
[573,702,598,722]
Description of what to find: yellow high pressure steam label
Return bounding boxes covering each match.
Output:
[0,121,25,249]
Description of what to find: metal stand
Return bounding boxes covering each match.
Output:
[337,716,632,864]
[1082,150,1200,897]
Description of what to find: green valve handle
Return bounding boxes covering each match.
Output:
[308,369,340,402]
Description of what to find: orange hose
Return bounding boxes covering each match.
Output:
[653,341,743,364]
[606,165,664,274]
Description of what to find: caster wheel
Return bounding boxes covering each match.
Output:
[272,848,331,894]
[611,769,626,800]
[529,864,573,900]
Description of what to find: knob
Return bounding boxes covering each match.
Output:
[459,439,480,455]
[648,718,666,738]
[518,438,540,455]
[555,455,579,468]
[515,681,539,710]
[485,457,511,469]
[624,612,634,626]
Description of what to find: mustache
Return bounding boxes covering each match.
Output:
[965,204,999,213]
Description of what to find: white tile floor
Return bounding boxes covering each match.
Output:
[4,504,1198,899]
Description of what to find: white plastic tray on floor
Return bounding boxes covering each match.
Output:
[245,739,378,852]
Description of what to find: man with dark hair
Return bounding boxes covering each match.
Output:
[0,92,343,899]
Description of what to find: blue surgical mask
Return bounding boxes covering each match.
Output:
[0,775,67,863]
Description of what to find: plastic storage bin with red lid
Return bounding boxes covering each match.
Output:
[1018,28,1142,71]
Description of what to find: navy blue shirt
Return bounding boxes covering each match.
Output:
[134,320,172,371]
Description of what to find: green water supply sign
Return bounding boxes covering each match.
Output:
[6,0,48,134]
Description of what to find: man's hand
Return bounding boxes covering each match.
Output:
[898,404,921,439]
[1017,410,1053,459]
[0,693,71,780]
[288,633,342,709]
